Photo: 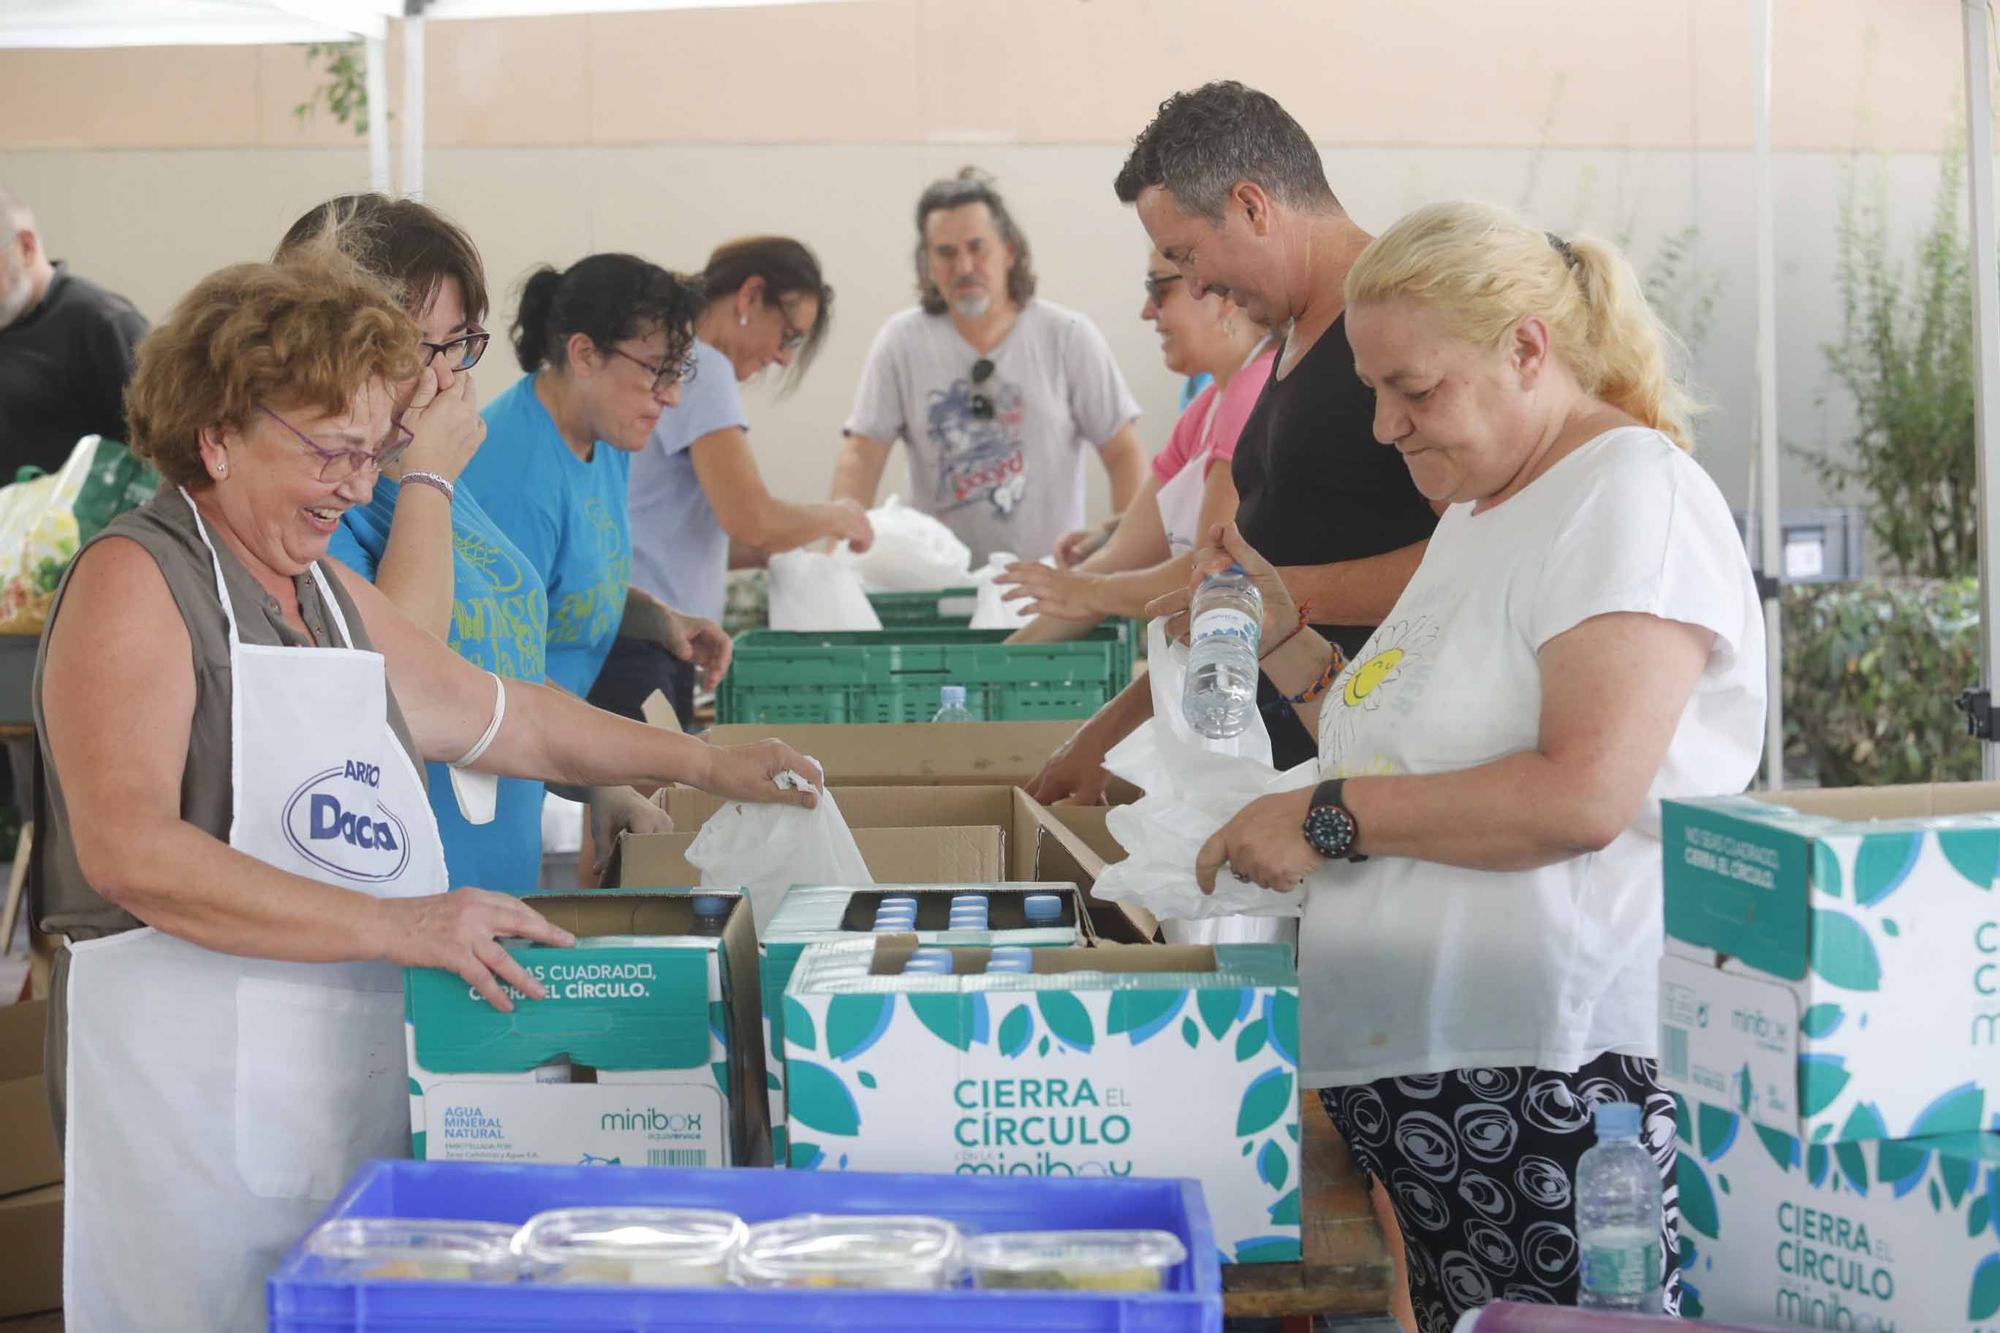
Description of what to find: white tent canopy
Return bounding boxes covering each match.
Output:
[0,0,399,47]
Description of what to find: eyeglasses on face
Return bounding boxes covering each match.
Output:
[775,305,809,354]
[421,327,490,372]
[609,344,698,394]
[260,405,413,483]
[1143,274,1184,304]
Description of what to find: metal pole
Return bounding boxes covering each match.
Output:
[364,34,390,192]
[1966,1,2000,780]
[401,15,425,199]
[1753,0,1783,789]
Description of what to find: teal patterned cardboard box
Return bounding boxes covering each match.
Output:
[404,890,769,1168]
[1661,784,2000,1143]
[1672,1092,2000,1330]
[758,882,1084,1160]
[781,938,1302,1264]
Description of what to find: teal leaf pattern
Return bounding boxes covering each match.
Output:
[1180,1016,1200,1049]
[1198,986,1249,1040]
[785,1060,861,1137]
[1938,825,2000,891]
[1267,1188,1301,1227]
[1037,991,1095,1051]
[1107,988,1188,1046]
[999,1004,1033,1058]
[1799,1054,1852,1117]
[1809,910,1882,991]
[1838,1102,1887,1144]
[1264,991,1299,1068]
[1939,1148,1975,1206]
[1754,1125,1799,1172]
[1812,842,1844,900]
[407,1077,424,1098]
[1852,833,1920,906]
[1038,1035,1051,1057]
[789,1141,824,1170]
[1800,1003,1845,1040]
[1971,1253,2000,1321]
[824,994,893,1061]
[410,1130,426,1160]
[909,993,986,1051]
[1806,1143,1830,1188]
[1257,1139,1290,1192]
[856,1071,876,1089]
[1969,1195,1993,1238]
[1932,1178,1944,1211]
[1235,1019,1269,1063]
[711,1061,729,1095]
[1834,1140,1870,1196]
[1697,1103,1739,1162]
[1911,1082,1985,1137]
[1677,1155,1721,1240]
[1235,1236,1302,1264]
[1236,1068,1293,1136]
[781,997,818,1053]
[1877,1138,1931,1198]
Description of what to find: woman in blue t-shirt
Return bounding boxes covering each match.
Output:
[461,255,732,727]
[279,196,669,890]
[592,237,873,726]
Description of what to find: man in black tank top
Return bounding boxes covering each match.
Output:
[1028,81,1437,795]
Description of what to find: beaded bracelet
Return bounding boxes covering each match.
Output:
[401,470,456,502]
[1286,644,1347,706]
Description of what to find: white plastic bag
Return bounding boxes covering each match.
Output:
[767,549,882,631]
[836,495,973,593]
[1090,619,1316,924]
[684,769,872,930]
[968,551,1040,630]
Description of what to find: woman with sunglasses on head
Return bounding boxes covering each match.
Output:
[33,247,822,1329]
[596,237,872,727]
[279,196,668,892]
[997,248,1273,641]
[460,254,734,725]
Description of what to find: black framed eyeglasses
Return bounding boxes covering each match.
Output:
[1143,274,1183,304]
[421,327,490,372]
[610,345,698,394]
[969,357,996,421]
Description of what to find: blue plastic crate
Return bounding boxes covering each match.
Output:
[270,1159,1222,1332]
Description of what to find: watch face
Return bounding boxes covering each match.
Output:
[1305,804,1354,859]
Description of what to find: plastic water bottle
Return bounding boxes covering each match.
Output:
[1181,565,1263,739]
[932,685,974,723]
[688,894,732,937]
[1022,894,1063,926]
[1576,1102,1665,1312]
[903,948,954,976]
[985,947,1033,974]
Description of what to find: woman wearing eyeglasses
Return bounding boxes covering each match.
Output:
[459,254,733,726]
[997,249,1273,641]
[596,236,872,727]
[279,196,668,892]
[33,247,822,1328]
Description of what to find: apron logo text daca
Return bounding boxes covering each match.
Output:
[282,762,413,883]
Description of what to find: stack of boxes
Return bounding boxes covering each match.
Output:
[1659,785,2000,1329]
[0,999,61,1319]
[780,936,1303,1266]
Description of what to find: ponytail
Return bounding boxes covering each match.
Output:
[511,265,564,372]
[1345,201,1698,451]
[509,254,698,379]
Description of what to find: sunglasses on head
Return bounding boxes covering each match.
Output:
[969,358,995,420]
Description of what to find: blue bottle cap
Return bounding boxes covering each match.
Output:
[692,894,731,919]
[1593,1101,1642,1141]
[940,684,967,707]
[986,947,1034,972]
[950,894,986,909]
[1022,894,1063,923]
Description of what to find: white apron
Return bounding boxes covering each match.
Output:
[63,492,447,1332]
[1157,400,1219,559]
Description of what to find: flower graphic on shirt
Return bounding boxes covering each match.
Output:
[1320,615,1438,763]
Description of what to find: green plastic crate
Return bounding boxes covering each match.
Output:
[865,587,981,627]
[716,624,1134,724]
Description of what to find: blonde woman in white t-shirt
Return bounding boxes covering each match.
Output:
[1177,201,1766,1332]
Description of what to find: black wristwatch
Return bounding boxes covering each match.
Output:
[1303,779,1366,862]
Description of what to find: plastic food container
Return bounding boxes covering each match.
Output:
[734,1215,963,1289]
[304,1218,522,1283]
[965,1229,1187,1291]
[513,1207,746,1287]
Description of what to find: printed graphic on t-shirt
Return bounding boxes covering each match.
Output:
[1322,615,1439,765]
[926,373,1028,519]
[549,496,630,648]
[451,527,548,681]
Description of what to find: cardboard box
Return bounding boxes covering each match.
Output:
[1672,1093,2000,1330]
[758,881,1088,1160]
[404,890,769,1169]
[610,822,1005,890]
[1660,784,2000,1143]
[781,938,1302,1264]
[0,1183,61,1318]
[651,784,1154,943]
[0,1000,60,1198]
[704,721,1084,787]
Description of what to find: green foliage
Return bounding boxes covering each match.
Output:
[1782,579,1982,786]
[1643,224,1724,359]
[1803,142,1975,577]
[294,42,372,136]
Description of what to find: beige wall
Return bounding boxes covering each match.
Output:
[0,0,1968,523]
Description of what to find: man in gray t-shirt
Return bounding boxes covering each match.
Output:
[834,169,1144,564]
